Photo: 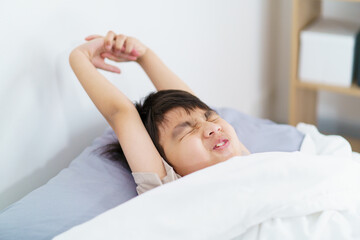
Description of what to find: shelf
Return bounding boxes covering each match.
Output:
[289,0,360,153]
[296,81,360,97]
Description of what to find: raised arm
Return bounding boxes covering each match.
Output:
[69,37,166,179]
[86,31,194,95]
[136,48,194,94]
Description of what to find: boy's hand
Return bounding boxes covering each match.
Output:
[73,37,123,73]
[85,31,148,65]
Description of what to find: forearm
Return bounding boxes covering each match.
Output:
[69,49,133,122]
[137,49,194,94]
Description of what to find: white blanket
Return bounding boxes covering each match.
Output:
[55,124,360,240]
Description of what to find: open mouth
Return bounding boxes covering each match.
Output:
[213,139,229,150]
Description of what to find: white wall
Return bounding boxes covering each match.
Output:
[0,0,277,210]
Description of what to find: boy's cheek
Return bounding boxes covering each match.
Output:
[183,137,204,150]
[185,142,210,162]
[224,125,239,139]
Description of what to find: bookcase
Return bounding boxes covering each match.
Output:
[289,0,360,152]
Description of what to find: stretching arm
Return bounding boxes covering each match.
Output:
[69,49,133,119]
[69,38,166,179]
[137,49,194,94]
[87,31,194,94]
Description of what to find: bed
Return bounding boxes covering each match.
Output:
[1,107,359,240]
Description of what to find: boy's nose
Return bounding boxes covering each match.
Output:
[203,122,221,137]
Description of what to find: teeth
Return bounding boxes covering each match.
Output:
[216,141,225,147]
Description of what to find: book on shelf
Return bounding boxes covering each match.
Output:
[299,17,360,88]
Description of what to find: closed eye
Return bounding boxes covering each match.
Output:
[180,129,193,141]
[177,110,218,141]
[208,116,219,122]
[180,124,200,141]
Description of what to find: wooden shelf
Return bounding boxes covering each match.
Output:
[289,0,360,152]
[297,81,360,97]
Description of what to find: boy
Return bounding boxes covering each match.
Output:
[70,31,250,194]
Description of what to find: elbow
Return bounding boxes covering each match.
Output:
[107,103,138,124]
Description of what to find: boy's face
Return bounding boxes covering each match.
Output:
[158,107,250,176]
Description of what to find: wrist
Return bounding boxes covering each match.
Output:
[136,48,154,66]
[69,48,92,69]
[70,48,89,61]
[72,46,92,59]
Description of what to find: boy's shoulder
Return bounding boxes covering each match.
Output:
[132,159,181,195]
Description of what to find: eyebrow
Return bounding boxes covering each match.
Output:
[204,110,215,120]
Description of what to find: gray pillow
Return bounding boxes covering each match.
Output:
[215,107,304,153]
[0,107,304,240]
[0,127,137,240]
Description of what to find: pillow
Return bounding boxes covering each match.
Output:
[214,107,304,153]
[0,128,137,240]
[0,107,304,240]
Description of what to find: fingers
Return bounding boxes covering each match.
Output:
[131,49,140,57]
[100,31,140,62]
[112,34,136,55]
[85,34,103,41]
[97,60,121,74]
[101,52,122,62]
[85,31,139,58]
[104,31,116,50]
[101,52,137,62]
[124,40,135,55]
[115,34,126,54]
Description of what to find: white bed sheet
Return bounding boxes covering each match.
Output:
[54,123,360,240]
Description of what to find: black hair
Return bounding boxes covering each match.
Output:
[96,89,213,170]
